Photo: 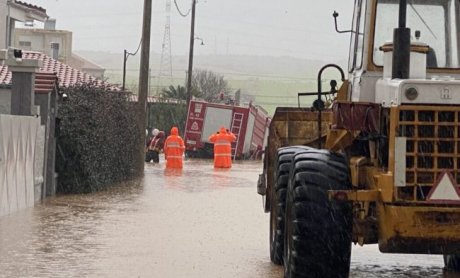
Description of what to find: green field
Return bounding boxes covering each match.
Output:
[106,71,323,116]
[228,79,319,115]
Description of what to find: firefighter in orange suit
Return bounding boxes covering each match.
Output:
[209,127,236,168]
[164,127,185,169]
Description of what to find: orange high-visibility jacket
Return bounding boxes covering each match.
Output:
[209,127,236,168]
[164,127,185,169]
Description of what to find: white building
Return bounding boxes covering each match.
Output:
[0,0,48,48]
[13,23,106,79]
[0,0,105,79]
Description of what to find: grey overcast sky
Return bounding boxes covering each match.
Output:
[28,0,355,60]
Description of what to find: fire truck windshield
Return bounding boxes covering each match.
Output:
[373,0,460,69]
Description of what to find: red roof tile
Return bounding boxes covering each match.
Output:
[35,72,58,94]
[0,51,120,92]
[13,1,47,15]
[0,65,9,86]
[0,66,57,94]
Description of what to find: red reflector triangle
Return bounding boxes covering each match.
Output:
[427,172,460,203]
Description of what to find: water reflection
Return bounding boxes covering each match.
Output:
[0,159,458,277]
[146,159,257,193]
[0,179,145,277]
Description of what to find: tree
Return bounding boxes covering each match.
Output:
[161,85,187,100]
[161,85,201,101]
[191,69,230,102]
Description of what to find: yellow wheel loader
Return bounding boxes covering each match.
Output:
[257,0,460,277]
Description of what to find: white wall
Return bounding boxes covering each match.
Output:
[0,88,46,202]
[0,115,40,216]
[34,125,45,202]
[14,29,73,62]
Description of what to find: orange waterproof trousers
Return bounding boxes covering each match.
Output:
[165,128,185,169]
[209,130,236,168]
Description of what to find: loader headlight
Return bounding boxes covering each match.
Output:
[405,87,419,101]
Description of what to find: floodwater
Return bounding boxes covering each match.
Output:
[0,158,458,278]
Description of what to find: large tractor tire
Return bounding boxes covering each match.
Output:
[444,254,460,272]
[270,146,310,265]
[283,149,352,278]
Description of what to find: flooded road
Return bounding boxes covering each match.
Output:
[0,159,458,277]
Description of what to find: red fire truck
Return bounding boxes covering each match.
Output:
[184,100,270,159]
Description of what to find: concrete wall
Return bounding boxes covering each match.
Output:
[34,121,45,203]
[0,115,40,216]
[0,88,11,114]
[35,92,57,196]
[0,0,6,48]
[34,124,45,202]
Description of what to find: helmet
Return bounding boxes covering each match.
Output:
[152,129,160,136]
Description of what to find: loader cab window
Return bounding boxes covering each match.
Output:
[373,0,460,69]
[348,0,367,72]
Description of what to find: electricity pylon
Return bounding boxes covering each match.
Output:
[157,0,173,95]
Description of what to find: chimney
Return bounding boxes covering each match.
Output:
[50,42,59,60]
[5,48,42,116]
[44,19,56,30]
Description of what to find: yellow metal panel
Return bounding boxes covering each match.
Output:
[329,190,379,202]
[377,173,395,202]
[378,203,460,254]
[325,130,358,152]
[336,80,349,101]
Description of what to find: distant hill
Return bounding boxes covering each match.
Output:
[76,50,347,80]
[76,50,348,115]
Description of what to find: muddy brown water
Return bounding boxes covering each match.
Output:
[0,159,458,278]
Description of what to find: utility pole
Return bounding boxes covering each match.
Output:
[122,42,142,91]
[137,0,152,175]
[122,49,127,91]
[186,0,196,107]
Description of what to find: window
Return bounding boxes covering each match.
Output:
[348,0,368,72]
[373,0,460,69]
[348,0,360,72]
[355,0,367,69]
[19,41,31,47]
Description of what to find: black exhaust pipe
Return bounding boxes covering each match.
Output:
[392,0,411,79]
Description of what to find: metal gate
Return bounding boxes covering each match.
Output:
[0,115,40,216]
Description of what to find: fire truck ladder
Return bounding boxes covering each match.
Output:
[231,112,244,160]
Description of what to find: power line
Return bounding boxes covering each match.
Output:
[123,37,143,90]
[127,38,143,57]
[173,0,191,17]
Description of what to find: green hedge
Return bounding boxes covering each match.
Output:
[147,102,187,136]
[56,84,141,194]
